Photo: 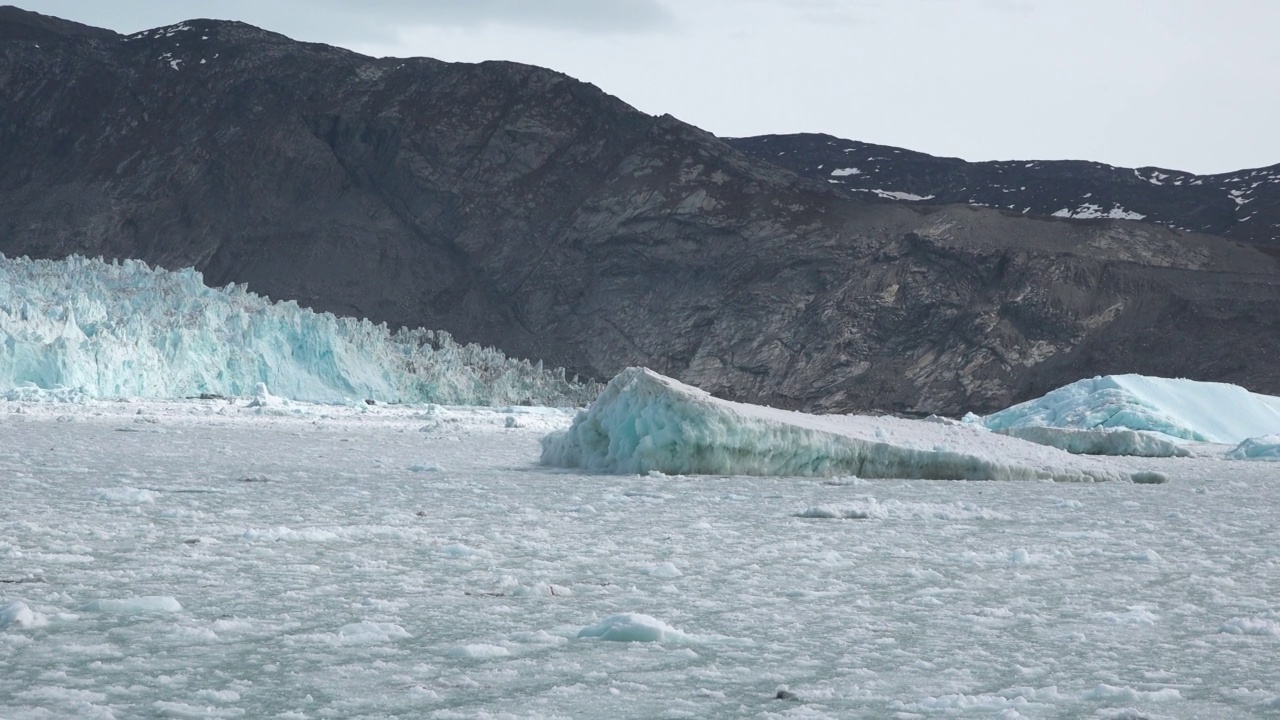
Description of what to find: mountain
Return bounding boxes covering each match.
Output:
[2,6,1278,415]
[726,134,1280,249]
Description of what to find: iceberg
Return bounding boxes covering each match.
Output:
[0,255,597,406]
[992,426,1190,458]
[541,368,1150,482]
[980,375,1280,444]
[1226,435,1280,461]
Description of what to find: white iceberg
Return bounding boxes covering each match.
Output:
[980,375,1280,443]
[0,254,595,406]
[540,368,1148,482]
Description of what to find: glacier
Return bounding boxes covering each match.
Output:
[0,254,597,406]
[540,368,1153,482]
[979,374,1280,444]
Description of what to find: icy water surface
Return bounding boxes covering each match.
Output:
[2,399,1278,718]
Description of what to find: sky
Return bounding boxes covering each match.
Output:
[22,0,1280,174]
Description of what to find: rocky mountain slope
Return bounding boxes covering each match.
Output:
[2,6,1278,415]
[727,134,1280,248]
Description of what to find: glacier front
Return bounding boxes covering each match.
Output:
[980,374,1280,444]
[0,254,596,406]
[541,368,1152,482]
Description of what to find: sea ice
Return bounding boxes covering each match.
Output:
[2,393,1279,717]
[979,374,1280,443]
[541,368,1144,481]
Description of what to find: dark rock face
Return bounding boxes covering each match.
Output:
[726,134,1280,247]
[2,7,1279,415]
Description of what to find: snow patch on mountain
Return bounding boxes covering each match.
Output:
[1051,203,1146,220]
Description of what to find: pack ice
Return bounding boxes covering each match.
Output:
[978,374,1280,454]
[541,368,1154,482]
[0,254,595,406]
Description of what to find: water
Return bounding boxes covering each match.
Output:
[2,398,1277,718]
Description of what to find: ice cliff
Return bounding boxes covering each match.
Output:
[0,255,597,405]
[541,368,1150,482]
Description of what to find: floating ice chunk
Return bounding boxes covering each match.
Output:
[981,375,1280,443]
[1226,435,1280,461]
[93,487,158,504]
[993,426,1190,457]
[336,621,410,644]
[1218,617,1280,636]
[246,382,282,408]
[542,368,1139,481]
[577,612,693,643]
[194,689,241,704]
[441,543,490,558]
[800,502,886,520]
[647,562,684,578]
[0,601,48,629]
[1080,684,1181,702]
[242,527,339,542]
[1009,548,1034,565]
[1105,607,1159,625]
[407,463,445,473]
[79,596,182,614]
[447,643,510,658]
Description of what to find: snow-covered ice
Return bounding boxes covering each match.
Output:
[980,374,1280,443]
[541,367,1148,481]
[0,254,595,406]
[2,392,1280,718]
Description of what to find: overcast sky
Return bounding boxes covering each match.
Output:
[24,0,1280,174]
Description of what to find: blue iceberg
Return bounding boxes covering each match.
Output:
[541,368,1147,482]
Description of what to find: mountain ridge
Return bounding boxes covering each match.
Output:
[2,7,1278,415]
[727,133,1280,249]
